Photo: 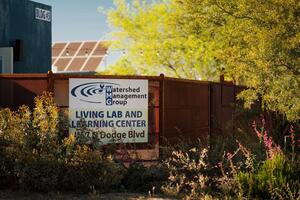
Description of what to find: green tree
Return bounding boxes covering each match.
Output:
[101,57,138,75]
[106,0,300,121]
[105,0,222,80]
[175,0,300,121]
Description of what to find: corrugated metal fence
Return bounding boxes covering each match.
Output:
[0,73,243,159]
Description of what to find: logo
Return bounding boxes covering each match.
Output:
[71,82,119,104]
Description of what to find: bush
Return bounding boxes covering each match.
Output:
[0,92,126,192]
[236,152,298,199]
[162,145,211,199]
[61,145,126,192]
[1,92,299,198]
[218,121,300,200]
[159,116,300,199]
[17,157,63,191]
[122,162,168,193]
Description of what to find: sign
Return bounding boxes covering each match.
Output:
[69,78,148,144]
[35,8,51,22]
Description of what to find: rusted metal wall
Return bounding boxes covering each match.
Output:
[161,79,244,146]
[0,74,48,109]
[161,78,210,146]
[0,73,244,152]
[210,82,245,137]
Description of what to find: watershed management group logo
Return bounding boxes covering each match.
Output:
[71,82,119,104]
[70,80,148,106]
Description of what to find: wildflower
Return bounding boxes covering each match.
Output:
[226,152,233,160]
[289,125,295,145]
[217,161,222,168]
[251,120,257,129]
[189,147,197,152]
[261,116,266,127]
[263,131,272,150]
[252,120,262,139]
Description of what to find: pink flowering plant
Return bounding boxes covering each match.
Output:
[252,120,281,159]
[219,116,299,199]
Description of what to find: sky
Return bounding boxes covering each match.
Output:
[34,0,115,42]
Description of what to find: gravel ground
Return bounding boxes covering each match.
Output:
[0,190,177,200]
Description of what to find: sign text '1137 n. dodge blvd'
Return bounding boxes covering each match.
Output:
[69,78,148,144]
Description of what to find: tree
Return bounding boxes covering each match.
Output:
[105,0,222,80]
[106,0,300,121]
[175,0,300,121]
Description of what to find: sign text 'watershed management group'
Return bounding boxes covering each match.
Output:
[69,78,148,144]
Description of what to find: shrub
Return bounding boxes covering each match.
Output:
[219,120,300,200]
[122,162,168,193]
[61,145,126,192]
[236,152,297,199]
[162,145,211,199]
[0,92,126,192]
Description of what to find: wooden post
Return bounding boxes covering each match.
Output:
[159,73,165,159]
[47,70,54,93]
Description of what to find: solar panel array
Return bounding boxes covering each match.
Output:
[52,41,107,72]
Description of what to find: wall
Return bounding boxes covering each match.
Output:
[162,79,210,145]
[0,74,48,109]
[0,0,51,73]
[0,47,13,73]
[0,73,244,160]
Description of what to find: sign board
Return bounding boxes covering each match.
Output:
[69,78,148,144]
[35,8,51,22]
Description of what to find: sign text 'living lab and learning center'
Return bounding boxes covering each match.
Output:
[69,78,148,144]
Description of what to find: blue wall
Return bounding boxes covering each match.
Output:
[0,0,51,73]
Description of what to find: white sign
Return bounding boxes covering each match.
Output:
[35,8,51,22]
[69,78,148,144]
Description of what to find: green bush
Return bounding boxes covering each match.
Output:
[1,91,299,198]
[237,152,299,199]
[162,145,211,199]
[17,157,63,191]
[160,121,300,199]
[0,92,126,192]
[122,162,168,193]
[218,125,300,199]
[61,145,126,192]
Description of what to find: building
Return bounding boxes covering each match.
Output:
[0,0,51,73]
[52,41,108,72]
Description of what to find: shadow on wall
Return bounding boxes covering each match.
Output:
[0,79,47,109]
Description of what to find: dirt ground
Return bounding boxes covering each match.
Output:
[0,190,177,200]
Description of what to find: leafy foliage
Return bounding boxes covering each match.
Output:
[162,146,212,199]
[122,162,168,193]
[105,0,221,80]
[0,92,125,192]
[218,122,300,199]
[236,153,297,199]
[160,115,300,199]
[0,92,299,199]
[106,0,300,121]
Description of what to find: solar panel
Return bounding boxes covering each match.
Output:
[51,41,108,72]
